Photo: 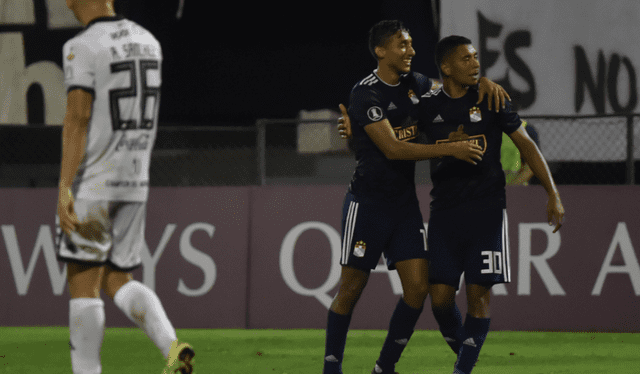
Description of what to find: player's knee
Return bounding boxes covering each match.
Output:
[467,297,490,318]
[404,280,429,302]
[337,281,366,302]
[430,293,455,311]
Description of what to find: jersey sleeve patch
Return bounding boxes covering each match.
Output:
[367,106,384,121]
[350,86,386,127]
[63,39,96,92]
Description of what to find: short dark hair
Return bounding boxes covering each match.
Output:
[435,35,472,77]
[368,20,409,60]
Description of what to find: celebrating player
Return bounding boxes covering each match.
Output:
[57,1,194,373]
[323,21,509,374]
[338,35,564,374]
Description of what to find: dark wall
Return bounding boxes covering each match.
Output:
[117,0,439,125]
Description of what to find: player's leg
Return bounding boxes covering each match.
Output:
[67,263,106,374]
[452,283,491,374]
[373,258,429,374]
[324,192,387,374]
[102,266,180,357]
[372,200,430,374]
[427,208,467,356]
[453,208,510,374]
[324,265,370,373]
[58,198,112,374]
[430,283,464,355]
[105,202,194,373]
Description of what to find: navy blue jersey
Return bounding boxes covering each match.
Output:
[419,85,522,211]
[347,71,433,205]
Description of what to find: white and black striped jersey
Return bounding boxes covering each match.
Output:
[63,15,162,201]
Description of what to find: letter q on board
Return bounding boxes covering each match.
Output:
[367,106,383,121]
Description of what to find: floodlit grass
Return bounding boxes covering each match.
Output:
[0,327,638,373]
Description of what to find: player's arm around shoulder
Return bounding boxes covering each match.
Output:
[508,123,564,232]
[337,104,483,164]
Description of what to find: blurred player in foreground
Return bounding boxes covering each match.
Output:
[324,20,509,374]
[338,35,564,374]
[57,1,194,373]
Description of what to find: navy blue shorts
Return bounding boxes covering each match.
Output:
[427,206,511,289]
[340,191,428,271]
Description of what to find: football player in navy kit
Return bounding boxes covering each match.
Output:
[323,21,509,374]
[337,35,564,374]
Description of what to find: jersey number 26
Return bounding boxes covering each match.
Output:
[109,59,160,131]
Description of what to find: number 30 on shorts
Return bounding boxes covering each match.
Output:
[480,250,503,274]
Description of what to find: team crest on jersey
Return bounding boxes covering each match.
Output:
[408,89,420,104]
[367,106,383,121]
[469,106,482,122]
[435,125,487,154]
[67,47,75,61]
[354,241,366,257]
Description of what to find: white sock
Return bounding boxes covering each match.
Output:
[113,280,177,358]
[69,298,105,374]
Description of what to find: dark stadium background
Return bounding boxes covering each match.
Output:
[116,0,440,125]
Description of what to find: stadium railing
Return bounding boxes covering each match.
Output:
[0,113,638,187]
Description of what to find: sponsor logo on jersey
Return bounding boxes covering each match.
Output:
[433,114,444,123]
[408,89,420,104]
[387,102,397,111]
[469,106,482,122]
[354,240,366,257]
[367,106,383,122]
[435,125,487,154]
[393,124,419,141]
[115,133,151,151]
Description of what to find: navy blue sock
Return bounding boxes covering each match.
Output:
[432,303,465,354]
[375,298,423,372]
[454,314,490,374]
[323,310,352,374]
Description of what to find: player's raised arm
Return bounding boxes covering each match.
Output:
[509,125,564,232]
[58,88,93,236]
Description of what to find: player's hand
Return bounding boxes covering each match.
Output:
[57,187,79,236]
[77,218,106,242]
[547,194,564,233]
[337,103,352,140]
[477,77,511,112]
[449,141,483,165]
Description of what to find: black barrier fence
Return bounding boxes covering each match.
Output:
[1,114,639,187]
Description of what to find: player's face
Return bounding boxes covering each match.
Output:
[445,44,480,86]
[381,31,415,74]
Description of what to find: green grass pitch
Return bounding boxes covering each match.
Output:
[0,327,638,373]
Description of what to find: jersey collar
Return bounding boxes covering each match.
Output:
[86,14,125,29]
[373,69,406,87]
